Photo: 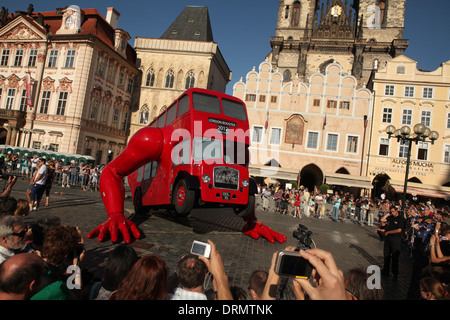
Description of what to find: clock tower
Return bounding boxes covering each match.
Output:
[268,0,408,86]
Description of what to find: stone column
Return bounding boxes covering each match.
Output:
[5,126,12,146]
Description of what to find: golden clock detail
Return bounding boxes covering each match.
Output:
[331,5,342,17]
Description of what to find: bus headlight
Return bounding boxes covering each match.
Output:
[242,179,249,187]
[202,175,211,183]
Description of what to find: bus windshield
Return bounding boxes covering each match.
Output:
[193,137,223,162]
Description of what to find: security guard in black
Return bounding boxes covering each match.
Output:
[381,206,404,279]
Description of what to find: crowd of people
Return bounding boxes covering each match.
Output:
[258,183,450,300]
[0,159,448,300]
[0,153,104,210]
[0,213,384,301]
[259,184,375,224]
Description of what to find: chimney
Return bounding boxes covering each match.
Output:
[106,7,120,29]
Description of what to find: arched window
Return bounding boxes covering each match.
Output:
[292,1,300,27]
[139,105,149,124]
[145,68,155,87]
[165,69,175,88]
[185,70,195,89]
[283,69,291,82]
[378,0,386,25]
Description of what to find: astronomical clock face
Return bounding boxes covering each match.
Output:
[331,5,342,17]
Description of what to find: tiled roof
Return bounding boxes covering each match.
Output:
[29,8,136,64]
[161,6,214,42]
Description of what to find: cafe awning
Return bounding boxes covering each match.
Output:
[248,165,299,181]
[389,180,450,201]
[325,173,373,189]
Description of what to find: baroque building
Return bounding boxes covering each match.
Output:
[129,6,231,138]
[367,55,450,201]
[0,6,138,164]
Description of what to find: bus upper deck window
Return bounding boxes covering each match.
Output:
[157,113,166,127]
[192,93,221,114]
[222,98,247,121]
[166,103,176,125]
[177,95,189,117]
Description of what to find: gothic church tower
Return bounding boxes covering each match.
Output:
[268,0,408,86]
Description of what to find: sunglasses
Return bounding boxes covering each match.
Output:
[11,226,29,238]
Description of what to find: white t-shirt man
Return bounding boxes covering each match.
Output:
[35,163,47,185]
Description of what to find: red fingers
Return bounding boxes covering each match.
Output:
[86,212,140,244]
[242,219,287,243]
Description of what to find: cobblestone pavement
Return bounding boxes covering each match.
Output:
[10,178,415,300]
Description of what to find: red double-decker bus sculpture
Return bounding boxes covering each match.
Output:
[87,88,286,244]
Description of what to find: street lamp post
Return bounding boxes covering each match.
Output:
[385,123,439,215]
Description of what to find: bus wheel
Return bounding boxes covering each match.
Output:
[233,194,255,218]
[173,179,195,216]
[133,187,148,215]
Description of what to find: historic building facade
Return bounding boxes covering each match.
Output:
[367,55,450,200]
[233,59,373,192]
[0,6,138,164]
[234,0,450,200]
[129,6,231,139]
[269,0,408,86]
[232,0,409,192]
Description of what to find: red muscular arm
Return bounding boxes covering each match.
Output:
[87,126,170,243]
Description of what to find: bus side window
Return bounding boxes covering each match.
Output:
[144,162,152,180]
[157,113,166,127]
[150,121,157,127]
[177,95,189,118]
[151,161,158,177]
[136,166,144,182]
[172,138,190,166]
[166,103,177,125]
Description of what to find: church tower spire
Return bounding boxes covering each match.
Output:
[268,0,408,86]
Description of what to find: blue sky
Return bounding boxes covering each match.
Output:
[2,1,449,94]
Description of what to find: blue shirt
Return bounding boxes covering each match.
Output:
[333,198,341,208]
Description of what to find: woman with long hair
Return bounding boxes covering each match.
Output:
[109,254,168,300]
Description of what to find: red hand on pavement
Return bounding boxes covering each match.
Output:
[242,214,287,243]
[87,212,140,244]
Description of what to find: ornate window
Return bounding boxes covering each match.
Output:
[14,49,23,67]
[65,49,76,68]
[140,105,149,124]
[185,70,195,89]
[89,98,100,121]
[146,68,155,87]
[165,69,175,88]
[39,90,51,114]
[1,49,10,66]
[5,88,16,110]
[28,49,37,67]
[112,108,120,128]
[47,50,58,68]
[378,0,386,25]
[292,1,300,27]
[283,69,291,82]
[56,91,68,116]
[100,101,110,125]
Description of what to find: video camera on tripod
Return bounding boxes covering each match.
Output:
[293,224,314,250]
